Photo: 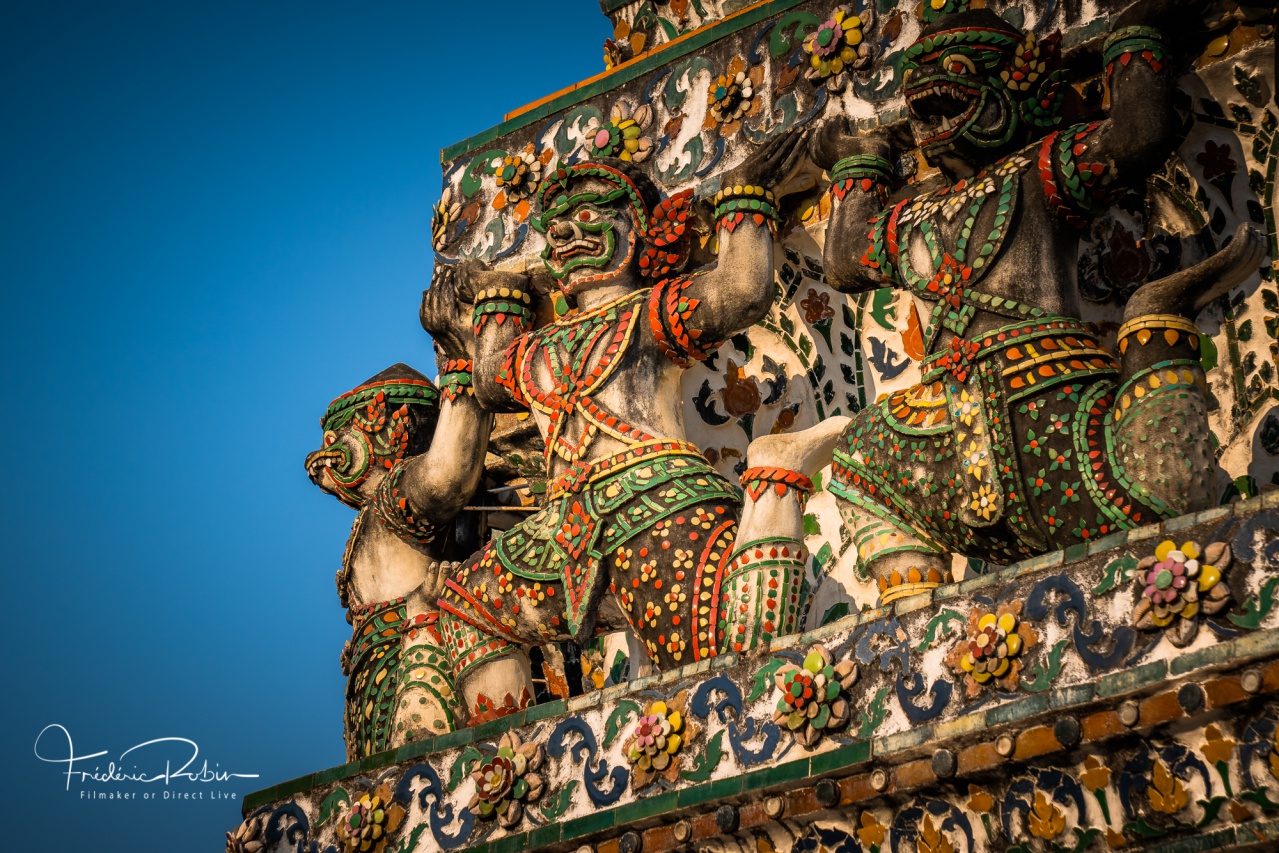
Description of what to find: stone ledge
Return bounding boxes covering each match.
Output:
[238,503,1279,853]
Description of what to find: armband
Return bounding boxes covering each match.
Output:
[1103,25,1167,74]
[712,184,780,234]
[472,286,534,334]
[439,359,473,402]
[829,154,894,202]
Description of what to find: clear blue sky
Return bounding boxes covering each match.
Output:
[0,3,606,850]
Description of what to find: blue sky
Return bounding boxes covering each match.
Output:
[0,3,606,849]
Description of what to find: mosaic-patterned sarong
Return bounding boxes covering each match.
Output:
[342,598,406,761]
[438,442,742,678]
[831,311,1209,583]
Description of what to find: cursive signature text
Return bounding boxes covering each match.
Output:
[34,724,260,791]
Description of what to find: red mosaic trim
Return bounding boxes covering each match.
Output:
[740,466,815,502]
[693,518,736,661]
[469,687,534,726]
[494,335,530,408]
[648,276,720,368]
[830,176,889,205]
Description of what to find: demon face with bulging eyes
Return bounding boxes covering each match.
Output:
[535,176,639,293]
[532,159,692,297]
[902,9,1068,178]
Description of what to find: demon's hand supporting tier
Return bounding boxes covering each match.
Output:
[683,129,809,344]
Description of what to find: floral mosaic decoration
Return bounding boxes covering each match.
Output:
[469,731,546,828]
[585,101,655,163]
[704,56,763,138]
[431,186,464,252]
[945,601,1038,698]
[773,644,859,747]
[624,692,698,788]
[491,143,554,223]
[1132,539,1232,647]
[335,782,405,853]
[802,5,875,91]
[225,815,264,853]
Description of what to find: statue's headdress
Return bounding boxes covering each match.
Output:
[321,364,439,433]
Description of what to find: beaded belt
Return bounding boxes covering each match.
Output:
[920,317,1117,392]
[547,438,708,500]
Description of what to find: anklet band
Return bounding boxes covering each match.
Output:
[1116,314,1199,343]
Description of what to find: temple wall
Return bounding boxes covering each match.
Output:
[432,0,1276,639]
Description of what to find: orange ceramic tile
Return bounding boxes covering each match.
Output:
[1014,724,1061,760]
[1082,708,1126,741]
[958,741,1002,775]
[643,824,679,853]
[841,773,887,804]
[1138,690,1183,726]
[893,758,937,790]
[1262,659,1279,692]
[1204,675,1248,708]
[788,787,822,816]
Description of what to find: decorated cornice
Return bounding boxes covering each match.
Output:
[239,498,1279,853]
[434,0,1136,266]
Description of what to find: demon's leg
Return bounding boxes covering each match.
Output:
[436,542,542,725]
[720,418,851,651]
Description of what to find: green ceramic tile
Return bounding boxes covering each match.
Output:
[895,591,934,616]
[1125,521,1163,542]
[1048,683,1095,710]
[1004,549,1063,579]
[874,724,934,757]
[1062,542,1088,564]
[613,789,678,825]
[524,699,567,723]
[568,691,603,712]
[1169,639,1235,676]
[1233,627,1279,660]
[1085,530,1130,555]
[471,714,523,743]
[486,831,528,853]
[1236,495,1266,517]
[742,757,812,791]
[526,821,562,850]
[809,740,871,776]
[1163,512,1206,534]
[932,583,961,602]
[431,727,477,752]
[985,694,1051,726]
[1095,660,1168,697]
[359,754,387,774]
[959,571,1002,593]
[677,779,723,809]
[1195,504,1234,524]
[712,652,740,671]
[562,806,616,840]
[313,764,354,788]
[768,631,802,650]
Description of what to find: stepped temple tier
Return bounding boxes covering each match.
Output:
[235,1,1279,851]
